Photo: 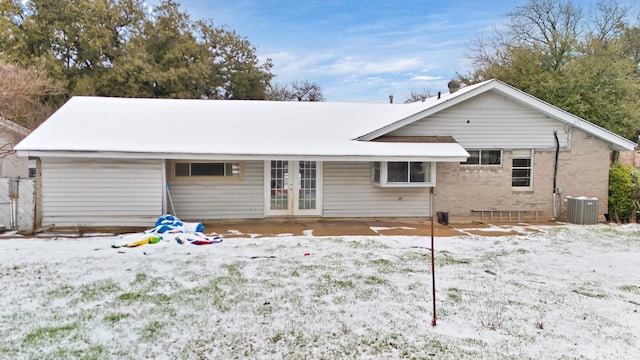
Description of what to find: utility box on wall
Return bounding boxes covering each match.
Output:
[566,196,599,225]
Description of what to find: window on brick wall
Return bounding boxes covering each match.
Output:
[461,149,502,165]
[512,150,532,187]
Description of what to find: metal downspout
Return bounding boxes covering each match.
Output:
[553,131,560,219]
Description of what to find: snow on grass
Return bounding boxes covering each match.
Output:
[1,223,639,359]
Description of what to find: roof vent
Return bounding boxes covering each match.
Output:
[447,79,461,93]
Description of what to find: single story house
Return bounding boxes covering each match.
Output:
[14,79,637,227]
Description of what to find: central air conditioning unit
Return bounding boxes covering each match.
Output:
[566,196,599,224]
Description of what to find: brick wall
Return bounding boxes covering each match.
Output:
[435,128,611,222]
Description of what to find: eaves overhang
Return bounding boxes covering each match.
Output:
[17,150,469,163]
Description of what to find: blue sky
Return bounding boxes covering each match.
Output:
[167,0,517,102]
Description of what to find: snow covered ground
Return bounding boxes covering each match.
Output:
[1,223,639,359]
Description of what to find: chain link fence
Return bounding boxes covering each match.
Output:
[0,177,35,232]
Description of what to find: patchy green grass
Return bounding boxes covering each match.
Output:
[23,323,78,346]
[447,287,462,303]
[438,250,472,266]
[79,279,121,302]
[619,284,640,295]
[104,312,130,323]
[364,275,388,286]
[573,281,608,299]
[140,320,167,342]
[47,284,76,298]
[1,224,639,359]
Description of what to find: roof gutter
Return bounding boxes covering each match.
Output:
[16,150,469,163]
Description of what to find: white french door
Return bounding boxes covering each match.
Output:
[265,160,322,216]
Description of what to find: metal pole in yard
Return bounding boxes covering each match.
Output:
[431,187,437,326]
[166,184,176,216]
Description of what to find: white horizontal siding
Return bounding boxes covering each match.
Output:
[323,162,431,217]
[168,160,264,220]
[390,91,570,149]
[41,158,163,226]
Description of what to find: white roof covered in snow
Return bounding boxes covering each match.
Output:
[14,93,469,161]
[15,78,635,160]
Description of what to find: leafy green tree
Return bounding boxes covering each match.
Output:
[100,1,211,98]
[0,0,274,99]
[200,22,274,100]
[609,164,640,222]
[0,0,146,93]
[460,0,640,140]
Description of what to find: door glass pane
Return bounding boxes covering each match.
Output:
[298,161,316,210]
[270,160,288,210]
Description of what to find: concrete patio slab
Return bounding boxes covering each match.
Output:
[23,218,562,239]
[203,219,493,238]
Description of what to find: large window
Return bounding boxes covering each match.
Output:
[512,150,532,187]
[373,161,434,187]
[461,150,502,165]
[173,161,242,179]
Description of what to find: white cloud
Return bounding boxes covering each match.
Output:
[365,77,386,85]
[264,51,337,83]
[323,57,422,76]
[410,75,442,81]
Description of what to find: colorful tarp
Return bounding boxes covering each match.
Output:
[111,214,222,248]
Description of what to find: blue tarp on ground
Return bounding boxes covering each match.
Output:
[112,214,222,248]
[147,214,205,234]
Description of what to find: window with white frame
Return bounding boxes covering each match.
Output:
[511,150,532,187]
[461,149,502,165]
[372,161,435,187]
[173,161,242,178]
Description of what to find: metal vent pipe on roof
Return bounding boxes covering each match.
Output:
[448,79,461,93]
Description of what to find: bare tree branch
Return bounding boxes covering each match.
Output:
[0,61,65,130]
[267,80,324,102]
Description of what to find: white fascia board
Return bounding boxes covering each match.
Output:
[18,150,468,162]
